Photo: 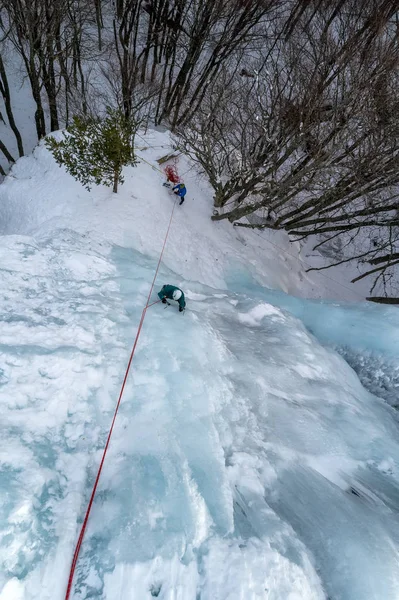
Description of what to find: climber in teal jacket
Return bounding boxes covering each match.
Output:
[158,284,186,312]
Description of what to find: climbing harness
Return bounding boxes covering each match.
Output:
[64,197,178,600]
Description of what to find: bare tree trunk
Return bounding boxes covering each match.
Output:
[140,3,155,83]
[116,0,124,20]
[76,40,87,114]
[29,67,47,140]
[0,54,24,156]
[41,59,59,131]
[0,139,15,164]
[94,0,103,50]
[366,297,399,305]
[40,0,60,131]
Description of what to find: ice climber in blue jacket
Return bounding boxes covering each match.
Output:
[172,182,187,205]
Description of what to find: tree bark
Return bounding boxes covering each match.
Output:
[113,169,119,193]
[368,252,399,265]
[366,297,399,305]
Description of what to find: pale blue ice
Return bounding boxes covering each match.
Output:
[1,232,399,599]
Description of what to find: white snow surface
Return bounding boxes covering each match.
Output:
[0,130,399,600]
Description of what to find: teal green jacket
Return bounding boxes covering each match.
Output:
[158,284,186,310]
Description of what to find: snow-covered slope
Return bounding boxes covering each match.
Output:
[1,131,399,600]
[0,130,369,301]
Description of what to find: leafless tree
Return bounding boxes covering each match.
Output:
[109,0,280,127]
[0,0,99,138]
[176,0,399,295]
[156,0,281,128]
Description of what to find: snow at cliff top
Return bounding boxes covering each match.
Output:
[0,130,399,600]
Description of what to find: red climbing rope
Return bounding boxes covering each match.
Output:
[65,198,178,600]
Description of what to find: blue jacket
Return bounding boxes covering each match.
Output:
[158,284,186,310]
[173,183,186,198]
